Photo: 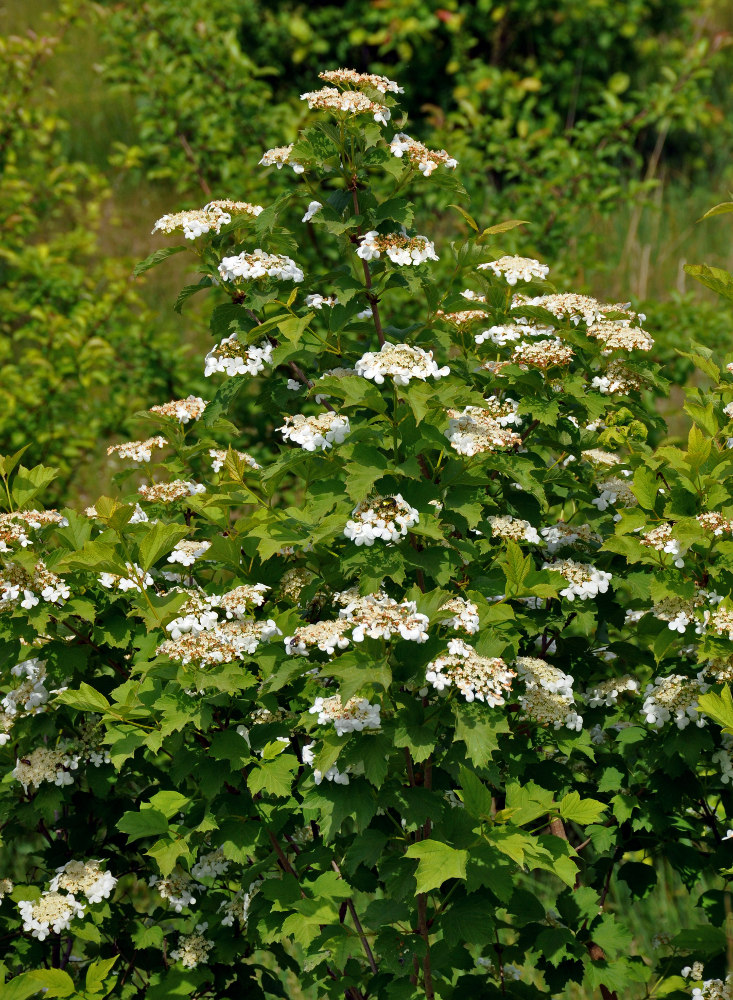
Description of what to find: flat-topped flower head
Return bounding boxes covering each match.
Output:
[704,605,733,641]
[356,342,449,385]
[640,523,685,567]
[3,657,51,717]
[479,256,549,285]
[219,583,270,618]
[150,396,208,423]
[488,515,541,544]
[204,335,273,378]
[279,412,350,451]
[344,493,419,545]
[167,539,212,567]
[152,204,231,240]
[585,676,639,708]
[192,848,230,880]
[591,360,644,394]
[205,198,263,217]
[512,339,574,369]
[641,672,708,729]
[285,619,351,657]
[165,593,220,640]
[440,596,480,634]
[587,319,654,353]
[107,436,167,463]
[305,293,337,309]
[541,522,601,553]
[171,926,214,969]
[18,892,85,941]
[319,68,403,94]
[475,322,555,347]
[138,480,206,503]
[339,592,429,643]
[389,133,457,175]
[582,448,623,468]
[445,406,521,456]
[426,638,515,705]
[437,308,491,327]
[0,509,67,553]
[302,742,350,785]
[156,619,281,667]
[49,860,117,904]
[300,87,391,126]
[209,448,260,473]
[12,745,81,791]
[218,250,303,284]
[149,869,201,912]
[697,512,733,536]
[513,292,610,326]
[259,143,304,173]
[99,562,153,592]
[515,656,575,697]
[0,877,13,899]
[309,694,381,735]
[543,559,612,600]
[0,560,70,609]
[280,567,316,602]
[516,656,582,729]
[357,232,438,265]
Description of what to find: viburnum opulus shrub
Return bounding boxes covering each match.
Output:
[3,68,733,1000]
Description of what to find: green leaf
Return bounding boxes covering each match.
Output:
[133,244,187,277]
[558,791,607,825]
[55,682,110,714]
[137,522,191,571]
[0,444,31,480]
[85,957,119,994]
[147,790,189,819]
[118,808,169,842]
[173,277,212,313]
[24,970,75,998]
[453,702,510,768]
[203,376,249,427]
[459,766,494,818]
[684,263,733,304]
[701,201,733,220]
[478,219,530,241]
[247,755,297,797]
[632,466,659,510]
[405,841,468,893]
[698,686,733,732]
[686,423,711,470]
[448,204,479,231]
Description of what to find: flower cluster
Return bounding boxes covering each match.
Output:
[218,251,304,284]
[344,494,419,545]
[12,739,110,792]
[0,560,70,608]
[591,360,643,394]
[439,596,480,634]
[488,515,541,544]
[516,657,583,730]
[209,448,260,473]
[165,593,220,640]
[167,540,212,567]
[149,396,208,423]
[585,676,639,707]
[475,322,554,347]
[152,204,231,240]
[99,562,153,592]
[2,657,53,720]
[592,476,637,512]
[0,509,67,553]
[641,673,709,728]
[438,308,490,327]
[640,523,685,567]
[259,143,304,173]
[309,695,381,735]
[479,256,549,285]
[204,335,274,378]
[280,567,316,602]
[285,620,351,657]
[388,133,457,175]
[512,339,574,370]
[356,342,449,385]
[171,926,214,969]
[49,860,117,904]
[339,592,429,643]
[191,848,230,880]
[318,68,403,93]
[149,869,202,912]
[697,511,733,535]
[587,320,654,353]
[107,436,167,463]
[426,639,515,705]
[302,742,350,785]
[305,293,337,309]
[514,292,614,326]
[138,480,205,503]
[543,559,612,601]
[357,232,438,265]
[300,87,391,126]
[156,619,281,667]
[279,411,351,451]
[541,522,600,553]
[19,892,85,941]
[445,406,521,456]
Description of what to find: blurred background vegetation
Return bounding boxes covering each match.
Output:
[1,0,732,500]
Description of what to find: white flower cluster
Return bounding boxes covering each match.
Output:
[697,511,733,536]
[475,322,554,347]
[12,741,110,792]
[587,320,654,353]
[165,593,220,640]
[218,250,304,284]
[713,745,733,785]
[149,869,203,912]
[99,562,153,593]
[439,596,480,634]
[344,494,419,545]
[209,447,260,473]
[641,672,709,729]
[138,480,205,503]
[357,231,438,265]
[157,618,281,668]
[516,656,583,731]
[49,860,117,904]
[0,877,12,899]
[543,559,612,601]
[285,619,351,657]
[309,694,381,735]
[171,925,214,969]
[388,133,457,175]
[150,396,208,423]
[339,591,429,643]
[445,405,521,456]
[3,657,52,721]
[305,293,337,309]
[191,848,230,880]
[483,396,523,427]
[106,436,167,463]
[478,256,549,285]
[488,515,541,545]
[438,307,490,328]
[167,540,212,567]
[640,523,685,567]
[705,605,733,641]
[302,741,350,785]
[19,892,85,941]
[300,86,391,126]
[279,411,350,451]
[319,68,403,94]
[541,522,600,553]
[356,342,449,385]
[513,292,620,326]
[652,594,707,634]
[590,360,643,394]
[152,203,233,240]
[585,676,639,708]
[592,476,637,512]
[0,560,70,609]
[425,639,515,705]
[220,883,261,927]
[259,143,304,173]
[0,509,67,553]
[512,338,574,370]
[204,335,273,378]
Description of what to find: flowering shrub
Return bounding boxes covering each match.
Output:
[4,70,733,1000]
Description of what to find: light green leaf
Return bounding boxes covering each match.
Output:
[118,808,169,842]
[137,522,191,571]
[405,841,468,893]
[698,686,733,732]
[85,957,119,994]
[55,682,110,714]
[559,791,607,825]
[133,244,187,277]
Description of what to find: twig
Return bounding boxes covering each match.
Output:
[331,861,379,974]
